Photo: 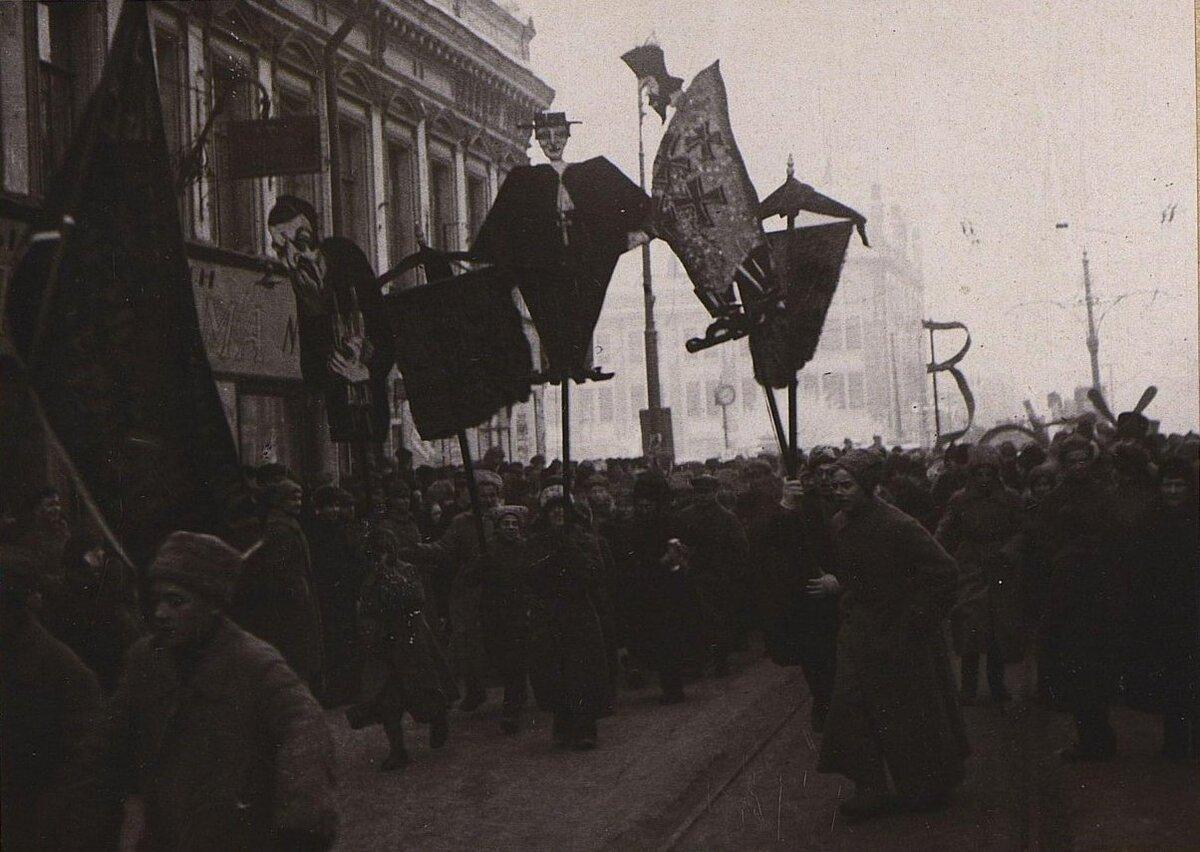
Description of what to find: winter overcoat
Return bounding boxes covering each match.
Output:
[818,497,968,798]
[76,618,337,851]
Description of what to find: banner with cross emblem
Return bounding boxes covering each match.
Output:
[651,61,765,313]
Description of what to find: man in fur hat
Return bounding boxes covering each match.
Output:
[75,532,338,850]
[231,477,325,690]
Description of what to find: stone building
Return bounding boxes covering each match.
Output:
[0,0,554,494]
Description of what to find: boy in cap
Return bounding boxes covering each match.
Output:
[75,531,338,851]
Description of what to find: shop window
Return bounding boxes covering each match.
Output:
[429,158,456,249]
[800,373,820,400]
[847,371,866,409]
[237,393,295,470]
[276,85,321,221]
[338,118,371,256]
[386,139,416,281]
[209,56,259,254]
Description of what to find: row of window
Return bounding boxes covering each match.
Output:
[11,3,503,275]
[541,367,869,430]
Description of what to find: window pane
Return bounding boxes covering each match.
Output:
[629,383,644,421]
[686,381,702,417]
[430,159,455,249]
[844,315,863,350]
[276,87,320,220]
[822,316,842,351]
[847,371,866,409]
[742,377,757,412]
[338,119,371,256]
[822,373,846,409]
[387,140,416,281]
[466,172,489,243]
[154,29,189,232]
[237,393,295,470]
[598,387,614,423]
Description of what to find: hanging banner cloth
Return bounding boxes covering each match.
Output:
[924,319,976,447]
[387,265,533,441]
[651,61,765,317]
[748,221,857,388]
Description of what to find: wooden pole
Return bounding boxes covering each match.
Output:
[457,430,489,555]
[786,378,798,477]
[764,386,788,465]
[929,324,942,445]
[560,379,572,507]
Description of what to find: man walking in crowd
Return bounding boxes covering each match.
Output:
[73,531,338,850]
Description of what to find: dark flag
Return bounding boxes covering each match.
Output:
[747,222,856,388]
[651,62,764,316]
[621,42,684,122]
[3,3,258,566]
[387,267,533,440]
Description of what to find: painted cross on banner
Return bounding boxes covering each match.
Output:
[651,61,764,301]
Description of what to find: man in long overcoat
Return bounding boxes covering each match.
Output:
[74,531,338,851]
[817,451,968,820]
[938,445,1026,703]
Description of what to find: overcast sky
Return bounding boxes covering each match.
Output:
[514,0,1198,430]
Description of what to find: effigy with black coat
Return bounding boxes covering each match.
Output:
[471,158,652,381]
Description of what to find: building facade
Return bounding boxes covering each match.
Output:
[0,0,554,492]
[549,185,932,462]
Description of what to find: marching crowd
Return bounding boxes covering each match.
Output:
[1,413,1197,848]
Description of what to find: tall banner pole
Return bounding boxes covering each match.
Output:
[929,323,942,445]
[457,431,489,555]
[785,203,799,478]
[560,380,573,507]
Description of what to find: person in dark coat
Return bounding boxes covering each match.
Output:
[1122,456,1198,760]
[347,523,455,770]
[474,505,534,733]
[232,478,325,691]
[1,544,103,852]
[305,485,366,706]
[1037,435,1124,760]
[75,531,338,851]
[749,470,839,732]
[527,498,610,749]
[42,535,143,692]
[818,450,967,820]
[674,474,748,677]
[938,445,1026,704]
[610,471,691,703]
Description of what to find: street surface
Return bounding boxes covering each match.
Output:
[331,653,1199,850]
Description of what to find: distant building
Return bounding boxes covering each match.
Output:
[545,185,932,462]
[0,0,554,497]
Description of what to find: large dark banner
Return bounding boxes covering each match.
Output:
[388,267,533,441]
[3,3,257,566]
[748,221,856,388]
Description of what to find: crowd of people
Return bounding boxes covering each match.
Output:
[2,412,1196,847]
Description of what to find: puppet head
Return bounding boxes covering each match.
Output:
[268,196,325,314]
[522,112,579,163]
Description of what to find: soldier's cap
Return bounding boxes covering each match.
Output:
[149,531,245,607]
[518,111,581,131]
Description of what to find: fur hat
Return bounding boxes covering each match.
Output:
[836,449,885,493]
[473,469,503,490]
[632,470,671,503]
[148,531,244,606]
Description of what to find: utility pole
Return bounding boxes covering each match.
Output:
[634,75,672,462]
[1081,248,1102,392]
